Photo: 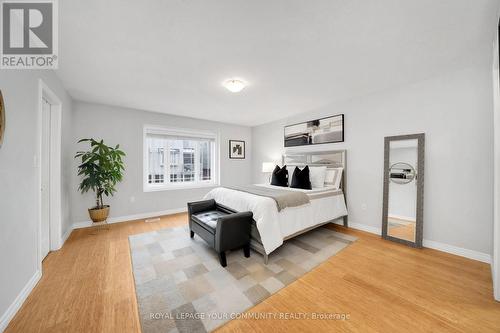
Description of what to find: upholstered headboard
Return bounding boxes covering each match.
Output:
[282,149,347,191]
[282,149,348,227]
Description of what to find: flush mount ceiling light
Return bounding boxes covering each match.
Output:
[223,79,246,93]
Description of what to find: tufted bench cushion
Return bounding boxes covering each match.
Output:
[191,210,229,233]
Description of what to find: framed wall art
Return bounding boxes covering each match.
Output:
[284,114,344,147]
[229,140,245,159]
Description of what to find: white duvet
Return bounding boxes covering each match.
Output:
[204,184,348,254]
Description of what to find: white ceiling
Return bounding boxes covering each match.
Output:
[57,0,499,126]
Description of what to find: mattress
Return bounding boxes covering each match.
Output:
[204,184,348,254]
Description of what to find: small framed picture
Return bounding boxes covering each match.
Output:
[229,140,245,159]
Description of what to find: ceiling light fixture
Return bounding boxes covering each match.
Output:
[223,79,246,93]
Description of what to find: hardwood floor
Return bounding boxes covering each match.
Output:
[6,213,500,332]
[387,217,416,242]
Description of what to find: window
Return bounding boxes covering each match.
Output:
[144,126,218,191]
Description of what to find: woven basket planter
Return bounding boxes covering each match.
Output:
[88,205,110,223]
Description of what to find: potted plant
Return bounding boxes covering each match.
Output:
[75,138,125,223]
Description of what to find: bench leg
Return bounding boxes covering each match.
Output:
[218,252,227,267]
[243,243,250,258]
[190,230,194,238]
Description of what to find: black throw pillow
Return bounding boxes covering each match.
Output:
[270,165,288,187]
[290,166,312,190]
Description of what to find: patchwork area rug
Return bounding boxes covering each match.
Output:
[129,225,356,333]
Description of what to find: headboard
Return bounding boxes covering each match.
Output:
[282,149,347,193]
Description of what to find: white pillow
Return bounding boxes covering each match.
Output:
[325,167,343,189]
[309,166,327,188]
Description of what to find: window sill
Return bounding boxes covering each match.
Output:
[143,182,219,192]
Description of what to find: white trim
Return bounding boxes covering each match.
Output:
[388,214,416,222]
[422,239,492,264]
[334,220,491,264]
[0,270,41,332]
[142,125,220,192]
[144,183,218,192]
[334,220,382,235]
[492,21,500,300]
[72,207,187,230]
[60,227,72,247]
[37,79,63,274]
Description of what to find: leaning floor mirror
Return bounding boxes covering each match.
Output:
[382,133,425,248]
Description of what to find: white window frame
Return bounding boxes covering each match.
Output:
[143,125,220,191]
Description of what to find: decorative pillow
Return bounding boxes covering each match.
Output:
[325,167,343,189]
[270,165,288,187]
[309,166,327,188]
[290,166,312,190]
[325,168,335,184]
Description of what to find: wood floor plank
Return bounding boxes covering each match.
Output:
[5,215,500,332]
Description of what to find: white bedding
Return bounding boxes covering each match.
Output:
[203,184,348,254]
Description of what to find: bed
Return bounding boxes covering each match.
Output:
[204,150,348,263]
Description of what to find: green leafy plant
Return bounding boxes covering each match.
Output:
[75,138,126,209]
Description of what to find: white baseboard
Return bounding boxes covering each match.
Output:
[0,270,42,332]
[422,239,491,264]
[72,207,187,230]
[335,220,491,264]
[339,220,382,235]
[388,214,416,222]
[60,227,72,247]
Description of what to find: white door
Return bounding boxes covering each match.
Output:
[41,98,51,259]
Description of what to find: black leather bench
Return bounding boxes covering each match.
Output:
[187,199,253,267]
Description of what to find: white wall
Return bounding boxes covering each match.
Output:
[70,101,252,224]
[252,65,494,256]
[0,71,73,329]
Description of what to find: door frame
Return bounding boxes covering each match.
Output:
[37,79,62,271]
[493,18,500,302]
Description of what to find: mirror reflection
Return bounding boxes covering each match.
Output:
[387,139,418,243]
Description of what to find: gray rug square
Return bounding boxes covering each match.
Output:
[183,263,209,279]
[243,284,271,305]
[129,224,356,332]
